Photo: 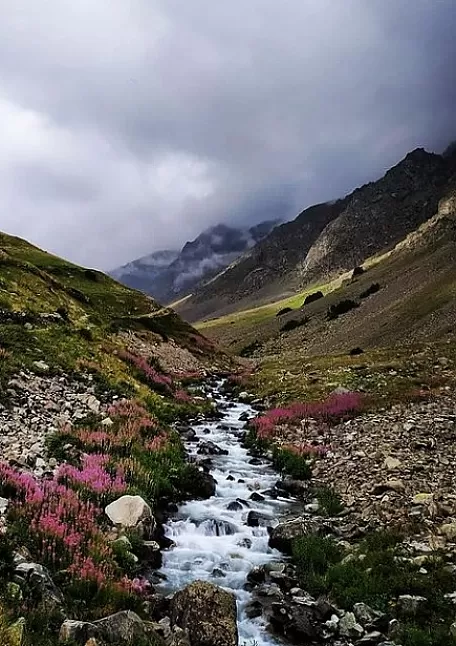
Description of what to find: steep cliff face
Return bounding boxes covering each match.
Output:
[299,149,449,280]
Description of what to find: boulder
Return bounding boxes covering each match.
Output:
[197,441,228,456]
[338,612,364,639]
[246,511,270,528]
[268,517,319,553]
[105,495,154,532]
[15,562,64,607]
[170,581,238,646]
[59,620,98,643]
[96,611,155,644]
[396,595,427,617]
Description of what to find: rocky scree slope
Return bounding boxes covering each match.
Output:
[110,220,281,305]
[177,147,455,323]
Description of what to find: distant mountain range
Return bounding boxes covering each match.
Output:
[109,220,281,304]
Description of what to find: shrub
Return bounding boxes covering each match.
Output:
[315,486,344,516]
[272,446,312,480]
[292,535,342,595]
[280,317,309,333]
[326,299,359,320]
[78,327,93,341]
[352,266,365,278]
[359,283,381,299]
[303,291,324,306]
[276,307,293,316]
[239,340,262,358]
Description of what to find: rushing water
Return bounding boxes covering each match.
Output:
[159,386,292,645]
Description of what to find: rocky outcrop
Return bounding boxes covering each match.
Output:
[170,581,238,646]
[299,148,450,281]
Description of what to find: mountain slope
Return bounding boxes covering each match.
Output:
[177,148,453,323]
[176,200,348,321]
[0,231,228,386]
[110,220,280,305]
[198,175,456,359]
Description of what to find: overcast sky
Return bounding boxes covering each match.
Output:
[0,1,455,269]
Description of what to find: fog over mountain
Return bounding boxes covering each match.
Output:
[0,1,454,268]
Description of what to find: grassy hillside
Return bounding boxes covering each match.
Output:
[0,232,228,392]
[198,188,456,404]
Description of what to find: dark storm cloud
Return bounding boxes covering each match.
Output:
[0,0,454,268]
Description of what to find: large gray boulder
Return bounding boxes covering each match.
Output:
[268,517,319,553]
[59,611,165,645]
[171,581,238,646]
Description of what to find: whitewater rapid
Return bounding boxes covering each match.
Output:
[159,385,292,645]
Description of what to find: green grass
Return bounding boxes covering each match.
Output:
[196,275,345,331]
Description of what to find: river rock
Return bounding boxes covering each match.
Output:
[197,440,229,456]
[170,581,238,646]
[247,511,271,527]
[268,516,319,553]
[105,495,154,531]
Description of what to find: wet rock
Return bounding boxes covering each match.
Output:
[249,492,265,502]
[247,566,266,585]
[237,538,252,549]
[356,631,385,645]
[188,470,217,499]
[227,501,243,511]
[245,600,263,619]
[197,440,229,456]
[246,511,271,528]
[198,518,238,536]
[212,568,226,578]
[276,478,309,498]
[180,428,198,442]
[170,580,238,646]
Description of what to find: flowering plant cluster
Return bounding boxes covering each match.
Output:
[0,395,179,611]
[252,391,363,439]
[118,350,195,404]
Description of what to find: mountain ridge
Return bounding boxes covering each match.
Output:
[176,147,455,323]
[110,219,281,304]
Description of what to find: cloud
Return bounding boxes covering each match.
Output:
[0,0,454,268]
